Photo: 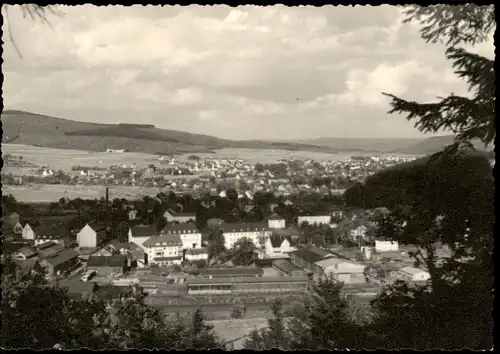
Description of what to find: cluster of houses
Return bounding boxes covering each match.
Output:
[9,153,416,197]
[6,202,431,287]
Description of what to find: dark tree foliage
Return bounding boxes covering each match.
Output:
[366,4,494,350]
[383,5,495,153]
[1,257,223,349]
[230,237,257,266]
[245,276,365,350]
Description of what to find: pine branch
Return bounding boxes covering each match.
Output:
[402,5,495,46]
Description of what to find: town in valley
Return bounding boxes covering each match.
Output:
[1,4,494,351]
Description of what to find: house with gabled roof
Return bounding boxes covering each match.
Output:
[267,214,286,229]
[220,222,272,249]
[265,235,296,258]
[128,225,159,250]
[40,248,79,279]
[13,246,38,261]
[161,224,202,250]
[77,222,106,248]
[142,233,183,266]
[163,209,196,223]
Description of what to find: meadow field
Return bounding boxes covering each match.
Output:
[2,184,167,203]
[2,144,395,172]
[2,143,414,202]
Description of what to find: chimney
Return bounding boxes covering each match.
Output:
[106,187,109,202]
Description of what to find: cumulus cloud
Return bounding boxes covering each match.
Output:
[2,4,494,140]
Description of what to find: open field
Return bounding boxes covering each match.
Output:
[3,144,419,171]
[2,184,169,202]
[2,144,169,170]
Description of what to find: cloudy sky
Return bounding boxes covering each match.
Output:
[2,5,494,140]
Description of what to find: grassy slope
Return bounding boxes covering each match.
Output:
[1,110,340,154]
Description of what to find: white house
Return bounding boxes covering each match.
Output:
[142,233,183,266]
[221,222,272,250]
[13,221,24,234]
[349,225,368,241]
[315,257,367,284]
[298,215,332,226]
[267,214,286,229]
[129,225,159,251]
[34,235,65,247]
[77,223,106,248]
[22,223,36,240]
[265,236,296,258]
[375,240,399,252]
[398,266,431,282]
[163,210,197,223]
[162,224,202,250]
[185,248,209,262]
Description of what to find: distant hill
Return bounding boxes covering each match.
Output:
[294,135,492,155]
[292,137,423,153]
[1,110,342,155]
[2,110,492,156]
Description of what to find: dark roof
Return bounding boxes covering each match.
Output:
[307,246,333,258]
[186,275,308,285]
[291,248,325,264]
[268,235,294,248]
[43,249,78,267]
[130,225,158,237]
[162,224,200,234]
[107,240,133,250]
[143,233,182,248]
[168,211,196,217]
[268,214,285,221]
[87,222,106,233]
[221,222,270,233]
[33,223,70,237]
[15,246,38,258]
[87,255,127,268]
[199,267,264,276]
[37,241,58,250]
[273,259,303,274]
[38,244,66,259]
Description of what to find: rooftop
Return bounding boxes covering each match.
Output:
[199,267,264,277]
[130,225,158,237]
[43,248,78,267]
[87,254,127,268]
[15,246,38,258]
[186,275,309,285]
[143,233,182,248]
[162,224,200,234]
[272,259,303,274]
[291,248,325,264]
[38,244,66,259]
[220,222,270,233]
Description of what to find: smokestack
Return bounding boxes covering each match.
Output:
[106,187,109,202]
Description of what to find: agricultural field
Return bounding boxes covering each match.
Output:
[2,144,169,171]
[2,184,168,202]
[2,143,387,172]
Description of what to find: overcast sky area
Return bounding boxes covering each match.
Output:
[2,5,495,141]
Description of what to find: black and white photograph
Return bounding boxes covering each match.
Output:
[1,4,494,350]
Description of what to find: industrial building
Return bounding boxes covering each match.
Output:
[272,259,306,277]
[186,276,310,295]
[199,267,264,279]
